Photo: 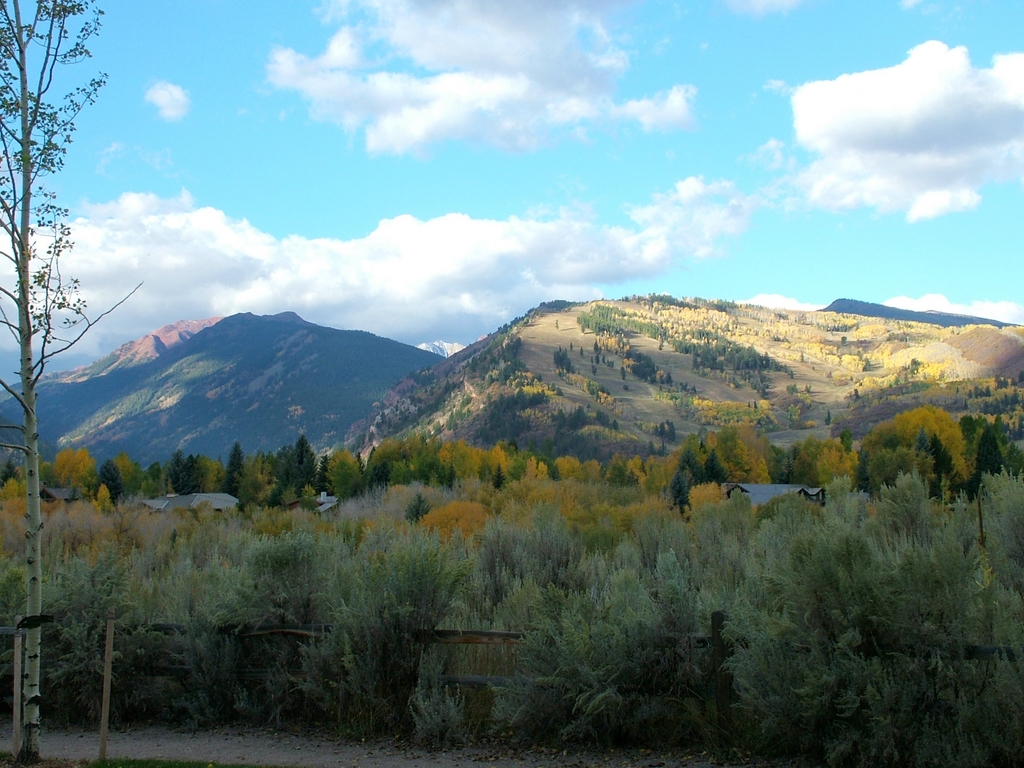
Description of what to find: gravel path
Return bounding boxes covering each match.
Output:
[0,721,812,768]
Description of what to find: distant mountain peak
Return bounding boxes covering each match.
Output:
[60,318,223,383]
[418,340,466,358]
[823,299,1008,329]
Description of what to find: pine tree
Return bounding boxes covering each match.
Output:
[405,492,431,522]
[314,454,330,494]
[97,459,125,504]
[678,446,705,486]
[223,442,245,497]
[969,422,1004,498]
[492,463,505,490]
[703,449,728,484]
[669,466,690,511]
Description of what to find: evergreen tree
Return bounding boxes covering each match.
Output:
[914,427,930,454]
[0,455,18,485]
[969,422,1005,498]
[405,492,431,523]
[856,449,871,493]
[97,460,125,504]
[166,450,187,494]
[293,435,317,491]
[492,463,505,490]
[223,442,245,497]
[315,454,330,494]
[928,434,955,498]
[677,446,705,486]
[669,466,690,511]
[703,449,728,484]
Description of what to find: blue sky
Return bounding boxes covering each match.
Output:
[30,0,1024,365]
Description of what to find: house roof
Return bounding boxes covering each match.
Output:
[725,483,824,507]
[143,493,239,511]
[41,487,76,501]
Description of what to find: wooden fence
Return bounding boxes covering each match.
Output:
[7,609,1024,755]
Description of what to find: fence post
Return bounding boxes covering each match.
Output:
[711,610,733,735]
[12,615,21,758]
[99,607,115,761]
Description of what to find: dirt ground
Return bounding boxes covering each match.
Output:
[0,721,815,768]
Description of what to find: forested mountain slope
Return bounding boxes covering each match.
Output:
[2,312,440,463]
[352,296,1024,457]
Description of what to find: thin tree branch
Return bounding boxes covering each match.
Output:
[33,282,142,380]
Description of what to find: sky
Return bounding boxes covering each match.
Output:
[14,0,1024,369]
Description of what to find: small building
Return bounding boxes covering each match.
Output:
[143,492,238,512]
[286,491,339,513]
[723,483,825,507]
[40,487,77,502]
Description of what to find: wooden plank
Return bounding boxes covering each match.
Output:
[966,645,1019,662]
[429,629,523,645]
[439,674,515,688]
[712,611,733,735]
[99,608,115,761]
[12,616,21,758]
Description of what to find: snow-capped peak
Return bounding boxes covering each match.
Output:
[417,340,466,358]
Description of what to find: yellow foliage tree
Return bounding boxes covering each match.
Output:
[95,484,113,513]
[52,448,97,493]
[420,501,489,539]
[439,440,485,481]
[555,455,584,481]
[862,404,968,481]
[0,477,25,501]
[688,482,723,513]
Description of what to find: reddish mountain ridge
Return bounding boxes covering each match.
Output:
[57,318,223,383]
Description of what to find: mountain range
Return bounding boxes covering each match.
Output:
[4,296,1021,465]
[822,299,1009,329]
[2,312,439,463]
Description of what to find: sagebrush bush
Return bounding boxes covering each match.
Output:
[494,550,703,745]
[301,526,472,733]
[730,473,1012,767]
[5,470,1024,764]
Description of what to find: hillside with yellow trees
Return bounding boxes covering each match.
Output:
[352,295,1024,458]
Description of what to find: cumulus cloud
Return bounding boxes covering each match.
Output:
[51,181,755,357]
[725,0,808,16]
[884,294,1024,325]
[628,177,757,260]
[741,294,824,312]
[613,85,696,131]
[267,0,697,153]
[791,41,1024,221]
[144,81,191,121]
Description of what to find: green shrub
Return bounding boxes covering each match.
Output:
[301,526,472,734]
[494,551,703,744]
[731,473,1005,767]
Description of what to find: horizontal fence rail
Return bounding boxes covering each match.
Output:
[6,615,1022,731]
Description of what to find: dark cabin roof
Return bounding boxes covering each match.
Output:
[142,493,238,511]
[724,483,825,506]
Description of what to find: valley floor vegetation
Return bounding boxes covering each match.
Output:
[2,405,1024,767]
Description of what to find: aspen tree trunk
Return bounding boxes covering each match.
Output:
[15,2,41,757]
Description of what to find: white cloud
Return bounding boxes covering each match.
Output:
[741,294,824,312]
[613,85,696,131]
[267,0,697,153]
[144,81,191,121]
[725,0,808,16]
[900,0,924,8]
[53,181,755,356]
[884,294,1024,325]
[628,177,758,260]
[791,41,1024,221]
[749,138,789,170]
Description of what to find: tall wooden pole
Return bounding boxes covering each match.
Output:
[98,608,115,761]
[12,616,21,758]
